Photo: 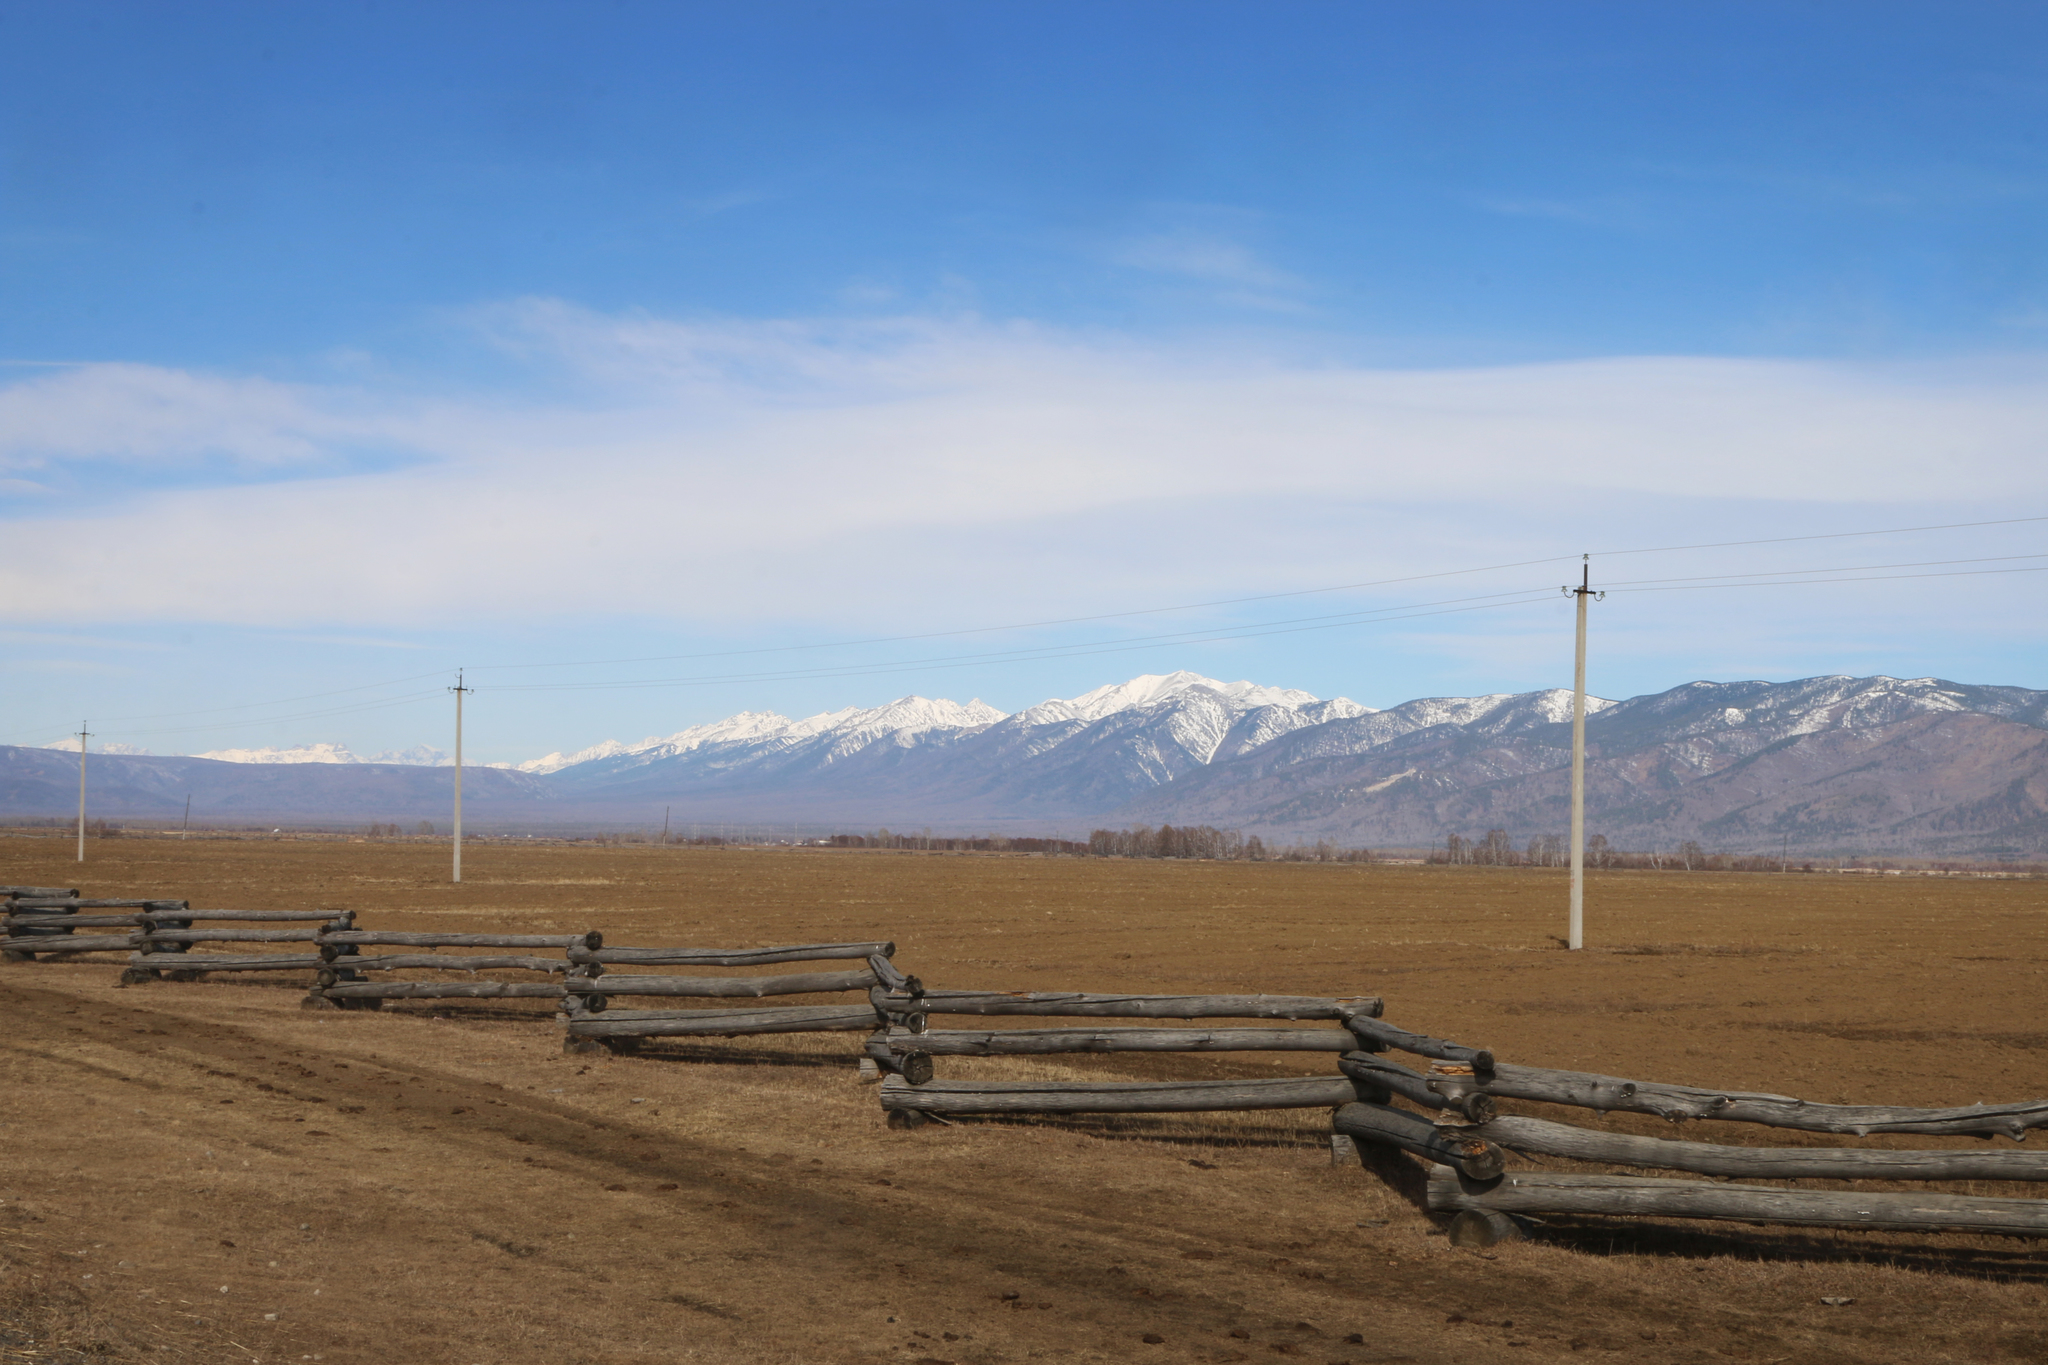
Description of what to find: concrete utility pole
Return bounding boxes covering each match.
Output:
[451,671,472,883]
[76,722,91,863]
[1564,560,1603,950]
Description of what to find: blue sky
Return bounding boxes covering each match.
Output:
[2,2,2045,763]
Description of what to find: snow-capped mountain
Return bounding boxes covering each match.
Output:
[3,672,2039,855]
[1121,674,2048,855]
[1011,671,1321,726]
[190,742,455,766]
[515,711,806,775]
[530,674,1340,810]
[42,740,154,757]
[517,697,1010,776]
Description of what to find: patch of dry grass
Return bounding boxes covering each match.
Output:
[0,839,2043,1364]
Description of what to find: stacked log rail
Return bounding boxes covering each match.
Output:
[1322,1017,2048,1243]
[870,967,1388,1124]
[558,941,896,1054]
[302,931,606,1010]
[0,886,82,956]
[15,897,2045,1246]
[3,899,349,979]
[127,908,358,981]
[3,895,140,961]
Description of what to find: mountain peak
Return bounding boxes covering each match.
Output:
[1017,671,1321,726]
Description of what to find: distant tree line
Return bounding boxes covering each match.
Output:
[1433,829,1823,872]
[1087,825,1373,862]
[363,821,437,837]
[817,825,1374,861]
[826,830,1086,854]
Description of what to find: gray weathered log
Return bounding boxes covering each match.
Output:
[1339,1053,1495,1122]
[1426,1166,2048,1238]
[140,928,326,944]
[320,930,599,950]
[1346,1017,1495,1070]
[879,1075,1370,1115]
[560,968,877,999]
[317,980,567,999]
[323,953,571,974]
[566,939,891,967]
[888,1026,1359,1056]
[7,914,148,930]
[1,887,79,898]
[128,953,324,973]
[4,902,79,939]
[143,909,350,923]
[906,990,1383,1021]
[1334,1101,1505,1180]
[564,1004,885,1036]
[1476,1113,2048,1182]
[8,899,162,911]
[7,934,137,954]
[1478,1062,2048,1138]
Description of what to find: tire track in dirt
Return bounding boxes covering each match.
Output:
[4,977,1491,1363]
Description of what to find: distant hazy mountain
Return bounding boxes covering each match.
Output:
[190,742,457,767]
[3,672,2040,855]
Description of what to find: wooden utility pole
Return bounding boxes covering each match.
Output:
[451,671,471,883]
[76,722,91,863]
[1564,560,1603,951]
[181,794,191,840]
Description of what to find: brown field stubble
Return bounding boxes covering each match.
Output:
[0,837,2044,1365]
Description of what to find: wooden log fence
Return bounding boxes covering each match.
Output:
[1426,1166,2048,1238]
[1335,1101,1505,1180]
[6,899,188,959]
[880,989,1384,1022]
[1325,1020,2048,1241]
[1470,1113,2048,1183]
[557,943,904,1053]
[15,888,2047,1247]
[866,969,2048,1242]
[864,973,1393,1122]
[567,940,893,968]
[880,1074,1369,1115]
[883,1025,1359,1058]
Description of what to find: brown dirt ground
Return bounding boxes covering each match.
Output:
[1,837,2044,1365]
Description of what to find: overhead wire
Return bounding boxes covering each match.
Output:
[467,513,2048,675]
[17,511,2042,745]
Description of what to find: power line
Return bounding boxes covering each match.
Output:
[13,511,2043,742]
[1610,564,2048,593]
[467,512,2048,676]
[1595,514,2048,559]
[1602,552,2048,589]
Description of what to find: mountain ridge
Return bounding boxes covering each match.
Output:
[5,672,2041,856]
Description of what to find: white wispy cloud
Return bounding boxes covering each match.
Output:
[0,362,407,473]
[1113,231,1303,291]
[1,303,2045,636]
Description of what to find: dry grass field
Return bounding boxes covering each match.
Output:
[1,837,2043,1365]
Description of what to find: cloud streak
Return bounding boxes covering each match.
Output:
[2,303,2045,638]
